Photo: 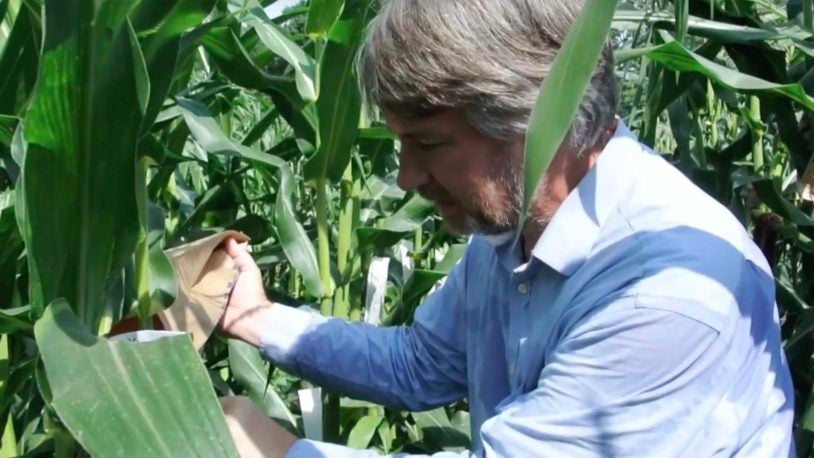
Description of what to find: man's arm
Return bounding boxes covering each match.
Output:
[220,238,469,412]
[276,301,751,457]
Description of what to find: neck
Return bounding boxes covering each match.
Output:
[520,218,547,261]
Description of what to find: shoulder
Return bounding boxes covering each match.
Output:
[610,146,774,332]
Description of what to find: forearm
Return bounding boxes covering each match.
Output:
[251,302,466,411]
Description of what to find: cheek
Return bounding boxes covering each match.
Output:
[473,180,508,211]
[428,139,515,205]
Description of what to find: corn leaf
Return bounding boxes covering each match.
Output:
[306,0,344,38]
[244,8,317,102]
[614,6,812,44]
[36,300,238,457]
[201,25,318,142]
[19,0,144,329]
[304,0,373,184]
[347,415,382,450]
[132,0,216,134]
[0,1,38,115]
[522,0,620,219]
[675,0,688,43]
[0,114,15,147]
[412,408,470,451]
[0,192,22,309]
[0,334,15,458]
[621,31,814,111]
[177,97,324,298]
[228,339,297,431]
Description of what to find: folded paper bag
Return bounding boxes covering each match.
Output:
[156,230,249,349]
[109,230,248,350]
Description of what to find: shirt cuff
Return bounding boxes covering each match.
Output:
[258,304,328,365]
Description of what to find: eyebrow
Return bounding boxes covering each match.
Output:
[400,131,448,140]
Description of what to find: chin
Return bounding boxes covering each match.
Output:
[442,220,474,236]
[435,204,472,235]
[439,208,513,236]
[434,212,469,235]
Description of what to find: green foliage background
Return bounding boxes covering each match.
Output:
[2,0,814,456]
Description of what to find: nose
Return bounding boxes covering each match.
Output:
[396,149,430,192]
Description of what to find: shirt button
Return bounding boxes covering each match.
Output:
[517,283,529,294]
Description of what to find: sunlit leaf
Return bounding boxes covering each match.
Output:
[36,300,238,457]
[522,0,620,220]
[19,0,143,328]
[306,0,344,38]
[244,8,317,102]
[304,0,374,184]
[177,97,324,298]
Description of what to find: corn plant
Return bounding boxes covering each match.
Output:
[2,0,814,456]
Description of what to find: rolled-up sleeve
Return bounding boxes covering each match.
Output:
[259,257,469,412]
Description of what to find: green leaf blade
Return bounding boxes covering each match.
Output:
[177,97,324,298]
[306,0,344,38]
[245,8,317,102]
[522,0,620,219]
[20,0,143,329]
[305,0,374,184]
[36,300,238,457]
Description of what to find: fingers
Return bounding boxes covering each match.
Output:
[225,238,257,273]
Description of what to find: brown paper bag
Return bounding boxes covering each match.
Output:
[156,230,249,350]
[109,230,248,349]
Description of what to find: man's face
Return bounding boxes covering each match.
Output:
[385,109,524,235]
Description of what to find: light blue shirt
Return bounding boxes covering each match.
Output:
[260,121,795,457]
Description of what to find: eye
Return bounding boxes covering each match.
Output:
[416,140,445,152]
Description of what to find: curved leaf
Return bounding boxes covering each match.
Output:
[412,408,470,451]
[201,24,317,140]
[228,339,297,431]
[132,0,216,135]
[0,1,38,115]
[306,0,344,38]
[177,97,324,298]
[523,0,620,218]
[614,6,812,45]
[377,194,434,233]
[36,300,238,457]
[0,191,22,309]
[0,114,15,147]
[244,8,317,102]
[624,31,814,111]
[346,415,382,450]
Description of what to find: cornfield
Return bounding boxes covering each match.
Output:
[1,0,814,455]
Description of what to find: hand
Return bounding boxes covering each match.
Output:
[219,237,275,346]
[220,396,297,458]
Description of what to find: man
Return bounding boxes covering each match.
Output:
[219,0,796,456]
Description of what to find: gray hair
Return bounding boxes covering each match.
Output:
[357,0,618,153]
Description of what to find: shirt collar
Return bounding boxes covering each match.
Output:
[530,119,643,276]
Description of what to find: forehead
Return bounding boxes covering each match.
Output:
[384,109,470,137]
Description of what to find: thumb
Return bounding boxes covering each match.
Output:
[225,238,257,273]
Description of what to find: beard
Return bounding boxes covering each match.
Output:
[419,150,525,236]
